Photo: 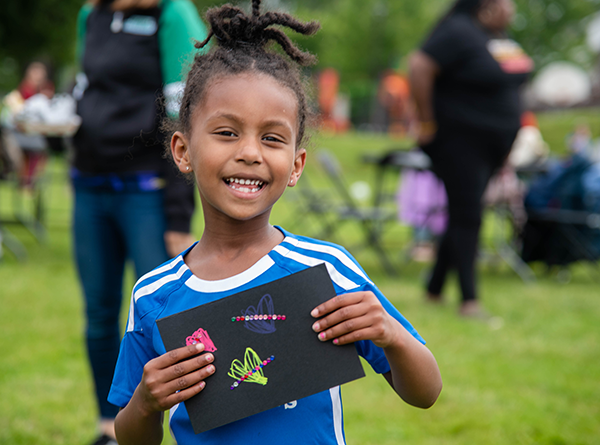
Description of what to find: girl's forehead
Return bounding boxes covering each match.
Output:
[197,73,299,119]
[204,73,298,104]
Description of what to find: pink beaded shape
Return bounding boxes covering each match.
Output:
[185,328,217,352]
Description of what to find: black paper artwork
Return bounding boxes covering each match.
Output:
[156,263,366,434]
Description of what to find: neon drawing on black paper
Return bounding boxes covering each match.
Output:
[185,328,217,352]
[228,347,275,390]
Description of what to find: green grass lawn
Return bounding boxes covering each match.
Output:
[1,112,599,444]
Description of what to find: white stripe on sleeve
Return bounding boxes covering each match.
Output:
[273,245,359,291]
[127,263,188,332]
[284,237,372,284]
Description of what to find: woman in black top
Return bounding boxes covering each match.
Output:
[409,0,532,317]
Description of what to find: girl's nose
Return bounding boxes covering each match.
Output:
[235,137,263,164]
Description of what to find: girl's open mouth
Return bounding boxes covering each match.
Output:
[225,177,266,193]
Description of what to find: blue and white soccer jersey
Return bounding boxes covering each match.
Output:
[108,227,425,445]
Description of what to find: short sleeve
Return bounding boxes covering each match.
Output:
[159,0,208,117]
[421,15,472,70]
[108,289,161,408]
[108,329,157,407]
[76,4,94,65]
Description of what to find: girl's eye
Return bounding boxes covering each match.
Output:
[216,130,237,137]
[263,135,283,143]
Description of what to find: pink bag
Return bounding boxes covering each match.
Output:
[397,168,448,235]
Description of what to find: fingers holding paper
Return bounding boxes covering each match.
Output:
[134,343,216,414]
[310,291,399,349]
[311,291,443,409]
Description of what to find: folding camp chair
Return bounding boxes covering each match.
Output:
[0,127,48,260]
[315,149,398,275]
[521,208,600,273]
[520,153,600,278]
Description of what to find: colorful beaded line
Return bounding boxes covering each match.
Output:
[231,314,286,322]
[230,355,275,390]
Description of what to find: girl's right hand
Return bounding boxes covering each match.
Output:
[134,343,216,416]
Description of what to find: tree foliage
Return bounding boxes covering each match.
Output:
[294,0,448,81]
[512,0,600,70]
[0,0,81,92]
[0,0,598,95]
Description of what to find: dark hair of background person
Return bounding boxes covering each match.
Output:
[425,0,489,35]
[450,0,487,15]
[436,0,495,25]
[88,0,160,10]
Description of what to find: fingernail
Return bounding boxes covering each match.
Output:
[311,308,319,317]
[312,322,320,332]
[319,332,326,341]
[199,381,206,389]
[207,365,215,373]
[196,343,204,352]
[333,339,339,345]
[206,354,214,362]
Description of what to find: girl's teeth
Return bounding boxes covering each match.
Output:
[228,178,263,187]
[227,178,263,192]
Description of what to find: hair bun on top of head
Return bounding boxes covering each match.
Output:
[196,0,320,66]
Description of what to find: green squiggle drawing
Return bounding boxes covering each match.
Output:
[228,348,274,388]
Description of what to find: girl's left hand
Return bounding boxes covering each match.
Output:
[310,291,398,349]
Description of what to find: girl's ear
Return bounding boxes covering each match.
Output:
[288,148,307,187]
[171,131,192,173]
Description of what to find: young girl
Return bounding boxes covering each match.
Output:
[108,2,442,444]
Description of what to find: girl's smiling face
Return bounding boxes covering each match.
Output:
[172,73,306,224]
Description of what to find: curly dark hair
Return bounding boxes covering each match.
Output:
[169,0,320,156]
[448,0,495,16]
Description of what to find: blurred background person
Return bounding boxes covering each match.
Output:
[377,69,413,137]
[72,0,207,443]
[409,0,533,317]
[317,67,351,133]
[318,67,340,132]
[17,61,55,188]
[19,61,55,100]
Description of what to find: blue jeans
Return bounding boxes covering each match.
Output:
[73,185,169,419]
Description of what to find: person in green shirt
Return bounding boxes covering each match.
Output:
[73,1,207,444]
